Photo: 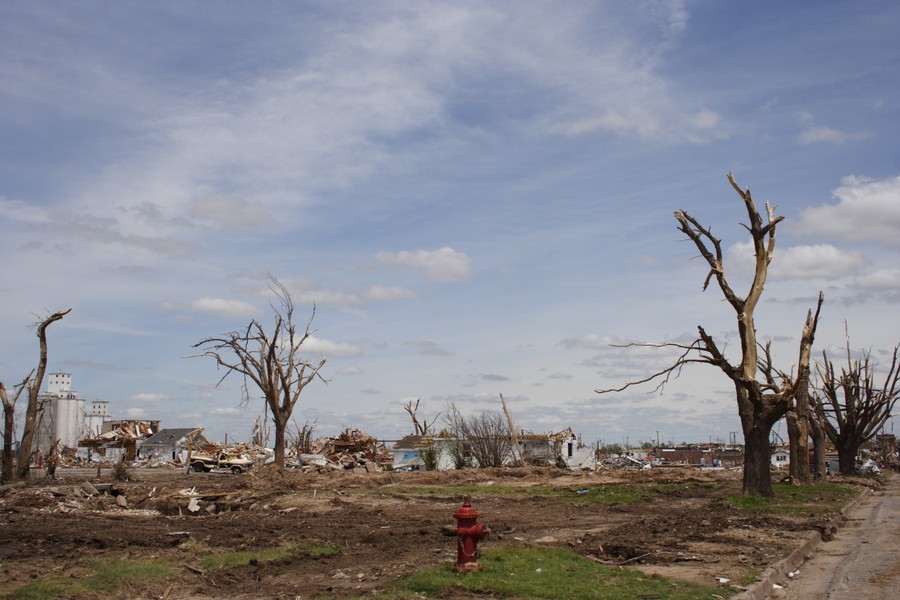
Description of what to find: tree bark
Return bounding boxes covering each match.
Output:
[837,442,858,476]
[0,379,24,482]
[743,421,775,497]
[808,413,828,479]
[786,409,808,484]
[273,412,287,467]
[2,400,13,482]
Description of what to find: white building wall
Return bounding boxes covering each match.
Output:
[54,394,85,449]
[84,401,110,438]
[47,372,72,394]
[34,373,90,453]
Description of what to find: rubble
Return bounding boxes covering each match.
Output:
[286,428,391,473]
[78,419,160,461]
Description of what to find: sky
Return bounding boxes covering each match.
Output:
[2,1,899,449]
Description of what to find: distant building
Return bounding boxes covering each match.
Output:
[84,400,111,438]
[139,428,207,463]
[34,373,85,454]
[771,449,790,468]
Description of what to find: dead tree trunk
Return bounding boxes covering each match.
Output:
[807,410,828,479]
[0,383,12,482]
[784,293,823,485]
[273,413,288,467]
[16,309,71,480]
[1,374,32,482]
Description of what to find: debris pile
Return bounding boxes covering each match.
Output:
[0,479,139,514]
[78,419,160,461]
[289,428,390,473]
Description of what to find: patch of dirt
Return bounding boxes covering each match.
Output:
[0,467,859,598]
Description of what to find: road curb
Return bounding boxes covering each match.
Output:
[730,485,871,600]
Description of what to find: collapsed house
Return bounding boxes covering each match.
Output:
[78,420,160,462]
[138,428,208,464]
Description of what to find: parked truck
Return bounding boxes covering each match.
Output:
[189,452,253,474]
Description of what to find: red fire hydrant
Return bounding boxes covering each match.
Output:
[454,497,489,572]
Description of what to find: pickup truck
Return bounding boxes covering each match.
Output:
[189,452,253,474]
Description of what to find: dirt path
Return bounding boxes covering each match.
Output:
[774,475,900,599]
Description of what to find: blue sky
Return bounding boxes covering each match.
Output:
[2,1,899,447]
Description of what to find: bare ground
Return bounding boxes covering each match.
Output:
[0,466,873,599]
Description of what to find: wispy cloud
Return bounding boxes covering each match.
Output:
[365,285,418,301]
[406,340,452,356]
[854,269,900,291]
[190,297,260,318]
[191,194,274,228]
[302,335,361,358]
[376,247,471,282]
[130,393,169,403]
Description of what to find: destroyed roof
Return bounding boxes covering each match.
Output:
[393,435,425,449]
[141,428,204,446]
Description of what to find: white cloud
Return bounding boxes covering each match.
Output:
[796,175,900,246]
[130,393,169,402]
[855,269,900,291]
[124,407,147,418]
[336,366,363,375]
[727,242,866,280]
[798,126,868,145]
[191,297,260,317]
[302,335,361,357]
[210,407,241,416]
[376,247,471,282]
[550,107,725,143]
[295,290,362,307]
[365,285,418,301]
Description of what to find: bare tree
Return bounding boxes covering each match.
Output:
[287,420,318,456]
[190,277,326,468]
[597,174,821,496]
[15,309,71,480]
[404,398,440,436]
[1,373,32,481]
[443,403,512,468]
[443,403,472,468]
[770,292,824,485]
[811,334,900,475]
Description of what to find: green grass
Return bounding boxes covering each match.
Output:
[4,542,342,600]
[727,481,859,515]
[373,481,726,505]
[5,557,179,600]
[390,547,728,599]
[198,541,341,571]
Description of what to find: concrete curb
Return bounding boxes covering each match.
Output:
[730,486,871,600]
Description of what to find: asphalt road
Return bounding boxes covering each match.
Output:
[774,475,900,599]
